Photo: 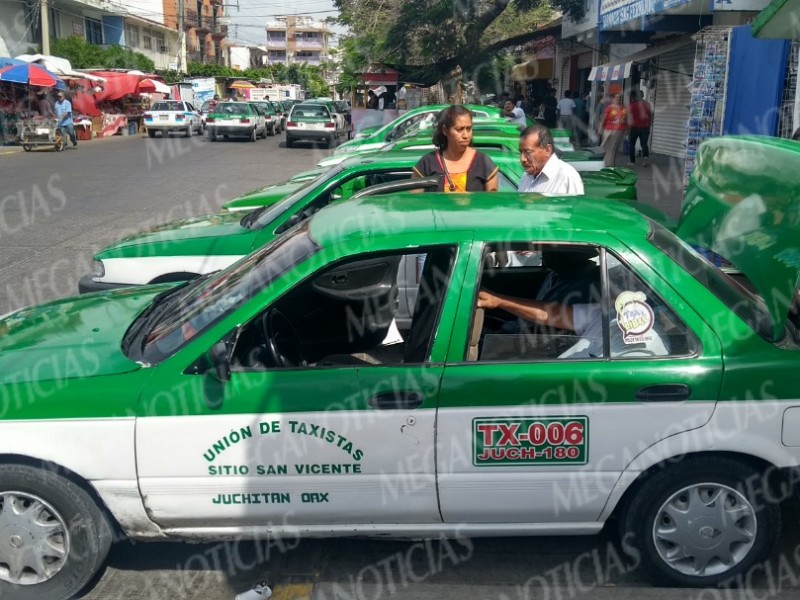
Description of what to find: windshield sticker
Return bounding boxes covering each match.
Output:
[473,417,588,466]
[615,291,655,344]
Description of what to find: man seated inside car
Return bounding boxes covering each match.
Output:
[477,249,670,359]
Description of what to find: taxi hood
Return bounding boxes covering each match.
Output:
[101,211,249,253]
[222,182,302,212]
[0,287,159,384]
[677,136,800,339]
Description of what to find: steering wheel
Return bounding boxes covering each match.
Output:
[262,309,307,368]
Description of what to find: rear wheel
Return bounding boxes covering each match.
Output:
[147,130,156,138]
[267,124,275,136]
[208,130,217,142]
[22,144,32,152]
[0,463,113,600]
[285,137,294,148]
[185,125,192,137]
[621,457,781,587]
[54,132,66,152]
[249,128,257,142]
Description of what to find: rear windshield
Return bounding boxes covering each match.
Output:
[212,103,250,115]
[648,222,775,341]
[254,102,276,114]
[292,105,331,119]
[152,101,182,111]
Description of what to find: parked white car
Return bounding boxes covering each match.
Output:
[144,100,203,138]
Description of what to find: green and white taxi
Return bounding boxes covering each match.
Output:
[2,137,800,599]
[77,151,639,298]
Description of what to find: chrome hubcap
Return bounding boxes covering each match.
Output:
[0,492,70,585]
[653,483,757,577]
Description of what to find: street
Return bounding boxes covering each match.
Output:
[1,133,798,600]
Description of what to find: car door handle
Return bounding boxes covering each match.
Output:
[635,384,692,402]
[368,391,424,410]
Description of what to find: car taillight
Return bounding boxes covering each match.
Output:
[240,118,250,124]
[324,122,335,128]
[175,114,184,120]
[144,113,152,119]
[206,117,215,123]
[287,122,297,127]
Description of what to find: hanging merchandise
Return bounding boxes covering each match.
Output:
[683,27,732,191]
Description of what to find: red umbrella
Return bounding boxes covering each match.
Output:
[0,63,66,89]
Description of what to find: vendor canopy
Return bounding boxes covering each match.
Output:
[89,71,162,101]
[588,38,693,81]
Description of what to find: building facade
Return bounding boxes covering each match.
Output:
[265,16,330,67]
[162,0,228,66]
[0,0,178,70]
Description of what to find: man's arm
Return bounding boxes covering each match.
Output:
[477,290,575,330]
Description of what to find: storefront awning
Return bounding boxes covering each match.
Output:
[587,38,693,81]
[753,0,800,39]
[510,58,554,82]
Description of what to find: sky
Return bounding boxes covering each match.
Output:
[226,0,343,47]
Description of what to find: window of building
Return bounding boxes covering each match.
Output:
[85,17,103,45]
[125,24,139,48]
[154,32,166,53]
[143,29,152,50]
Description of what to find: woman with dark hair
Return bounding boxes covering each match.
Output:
[412,105,499,192]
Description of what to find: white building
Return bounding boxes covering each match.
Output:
[265,15,331,66]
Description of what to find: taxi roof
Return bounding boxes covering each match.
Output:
[309,192,649,247]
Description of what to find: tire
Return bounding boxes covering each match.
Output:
[326,135,337,149]
[185,125,192,138]
[147,130,156,138]
[208,131,217,142]
[285,137,294,148]
[249,128,257,143]
[22,144,32,152]
[0,463,113,600]
[267,124,275,137]
[54,138,65,152]
[621,456,781,587]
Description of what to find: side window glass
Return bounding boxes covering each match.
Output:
[496,172,516,192]
[475,243,602,362]
[605,253,696,358]
[229,247,457,370]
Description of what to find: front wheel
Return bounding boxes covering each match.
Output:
[0,463,113,600]
[622,457,781,587]
[147,130,156,138]
[22,144,32,152]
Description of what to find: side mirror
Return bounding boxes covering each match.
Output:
[210,341,230,383]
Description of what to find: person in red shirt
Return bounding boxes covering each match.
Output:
[628,90,653,166]
[599,93,627,167]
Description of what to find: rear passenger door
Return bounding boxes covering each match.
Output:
[436,238,723,525]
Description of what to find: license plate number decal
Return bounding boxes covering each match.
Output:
[473,416,589,466]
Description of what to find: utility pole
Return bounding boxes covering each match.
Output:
[177,0,185,72]
[41,0,50,55]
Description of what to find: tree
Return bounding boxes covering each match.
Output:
[333,0,583,86]
[50,36,155,71]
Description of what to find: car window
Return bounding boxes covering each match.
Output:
[186,103,195,112]
[140,224,319,363]
[496,172,516,191]
[213,103,249,115]
[229,245,458,370]
[152,101,181,111]
[292,105,331,119]
[201,100,212,112]
[468,242,695,362]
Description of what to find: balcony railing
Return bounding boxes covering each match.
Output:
[184,11,227,35]
[266,40,287,48]
[294,40,323,49]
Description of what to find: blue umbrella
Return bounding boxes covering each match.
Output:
[0,62,67,89]
[0,57,27,69]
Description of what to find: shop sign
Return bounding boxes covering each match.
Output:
[190,77,216,106]
[601,0,691,29]
[712,0,770,11]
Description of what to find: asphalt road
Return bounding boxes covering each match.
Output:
[0,133,798,600]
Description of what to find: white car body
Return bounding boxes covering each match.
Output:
[144,100,203,137]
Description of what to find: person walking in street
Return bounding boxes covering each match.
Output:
[412,105,499,192]
[54,91,77,149]
[503,100,527,126]
[599,93,627,167]
[517,124,584,195]
[628,90,653,166]
[542,89,558,129]
[572,90,586,146]
[557,90,576,134]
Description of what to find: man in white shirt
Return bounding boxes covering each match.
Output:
[503,100,527,126]
[556,91,576,132]
[517,125,584,195]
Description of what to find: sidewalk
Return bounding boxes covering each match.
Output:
[623,152,685,220]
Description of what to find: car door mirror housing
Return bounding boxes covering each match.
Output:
[210,341,231,383]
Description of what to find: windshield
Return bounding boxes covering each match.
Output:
[243,164,346,230]
[212,103,250,115]
[648,222,775,341]
[153,101,182,111]
[140,224,319,363]
[394,113,438,140]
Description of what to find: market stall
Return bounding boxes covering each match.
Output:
[0,61,66,147]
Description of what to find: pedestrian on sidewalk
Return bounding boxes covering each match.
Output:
[628,90,652,166]
[54,91,77,149]
[599,93,626,167]
[517,124,584,195]
[557,90,576,133]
